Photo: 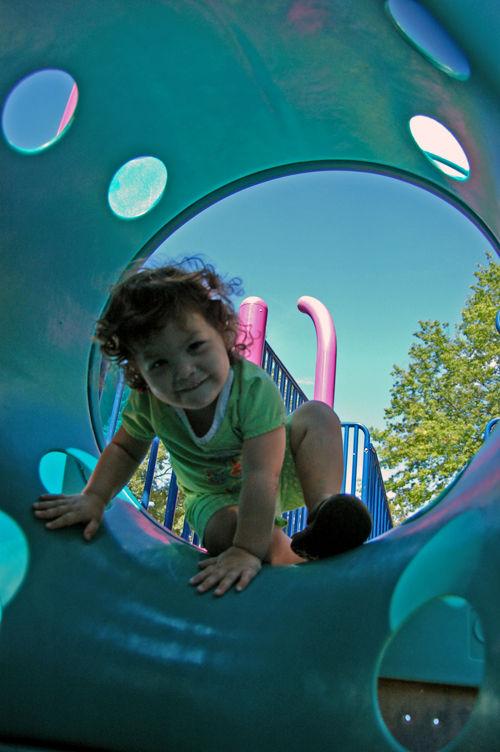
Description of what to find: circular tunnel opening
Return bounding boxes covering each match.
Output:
[377,596,484,752]
[89,166,499,537]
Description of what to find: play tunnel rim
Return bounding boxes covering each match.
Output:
[85,158,500,552]
[123,159,500,266]
[88,158,500,455]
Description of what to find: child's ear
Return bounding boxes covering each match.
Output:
[221,327,235,349]
[127,361,150,392]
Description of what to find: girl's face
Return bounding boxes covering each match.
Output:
[134,310,231,412]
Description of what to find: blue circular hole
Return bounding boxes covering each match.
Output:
[2,69,78,153]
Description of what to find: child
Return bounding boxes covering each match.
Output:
[34,262,372,596]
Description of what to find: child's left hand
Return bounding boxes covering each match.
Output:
[190,545,262,596]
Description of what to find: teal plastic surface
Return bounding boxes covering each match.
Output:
[379,596,484,687]
[2,1,500,751]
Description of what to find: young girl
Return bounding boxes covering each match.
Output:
[33,262,372,596]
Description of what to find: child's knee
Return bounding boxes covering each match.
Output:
[289,400,341,452]
[202,504,238,556]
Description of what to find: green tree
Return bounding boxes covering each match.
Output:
[372,254,500,524]
[127,443,187,536]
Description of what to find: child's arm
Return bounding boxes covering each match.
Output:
[33,426,152,540]
[190,424,286,596]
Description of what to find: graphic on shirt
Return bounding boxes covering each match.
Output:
[205,467,231,485]
[229,459,242,477]
[205,456,242,485]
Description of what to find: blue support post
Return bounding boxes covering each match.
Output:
[105,370,125,444]
[163,471,179,530]
[181,517,191,541]
[141,437,160,510]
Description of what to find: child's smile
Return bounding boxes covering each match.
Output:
[134,311,231,417]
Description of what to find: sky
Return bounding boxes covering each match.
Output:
[148,170,496,431]
[2,69,75,151]
[3,68,496,433]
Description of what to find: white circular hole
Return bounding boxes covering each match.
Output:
[108,156,168,219]
[409,115,470,180]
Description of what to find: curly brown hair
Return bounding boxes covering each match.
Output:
[96,260,245,391]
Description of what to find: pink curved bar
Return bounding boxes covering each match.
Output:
[56,83,78,135]
[297,296,337,408]
[237,296,268,366]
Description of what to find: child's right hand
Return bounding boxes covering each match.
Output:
[189,545,262,596]
[33,492,106,540]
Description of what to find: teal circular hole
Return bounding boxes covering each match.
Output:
[378,596,483,752]
[39,450,71,494]
[108,156,168,219]
[2,69,78,153]
[39,450,94,495]
[386,0,470,80]
[389,510,482,631]
[39,449,138,508]
[0,511,29,611]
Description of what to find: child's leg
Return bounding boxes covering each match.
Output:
[202,504,239,556]
[266,526,305,565]
[288,400,344,512]
[202,505,304,564]
[288,401,372,559]
[201,400,371,565]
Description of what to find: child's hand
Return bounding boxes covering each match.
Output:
[190,546,262,596]
[33,492,106,540]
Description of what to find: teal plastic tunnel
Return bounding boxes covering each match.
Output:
[1,2,500,751]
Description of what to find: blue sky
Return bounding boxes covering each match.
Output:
[4,70,495,432]
[2,69,75,151]
[150,170,496,431]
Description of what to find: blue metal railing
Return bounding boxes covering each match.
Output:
[339,423,391,540]
[366,444,392,538]
[484,418,500,441]
[101,343,392,546]
[140,437,160,509]
[262,342,308,415]
[263,342,309,536]
[155,347,391,542]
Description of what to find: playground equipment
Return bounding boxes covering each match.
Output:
[111,295,391,542]
[2,1,500,751]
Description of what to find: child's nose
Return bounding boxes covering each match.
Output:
[176,358,195,379]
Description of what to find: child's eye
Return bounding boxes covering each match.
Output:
[189,340,205,352]
[151,359,168,370]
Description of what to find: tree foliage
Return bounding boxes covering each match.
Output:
[372,254,500,524]
[127,443,187,536]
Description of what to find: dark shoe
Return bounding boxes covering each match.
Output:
[290,494,373,560]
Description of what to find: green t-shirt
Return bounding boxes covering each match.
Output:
[121,358,287,499]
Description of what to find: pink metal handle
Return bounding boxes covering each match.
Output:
[297,296,337,408]
[237,297,268,366]
[57,83,78,135]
